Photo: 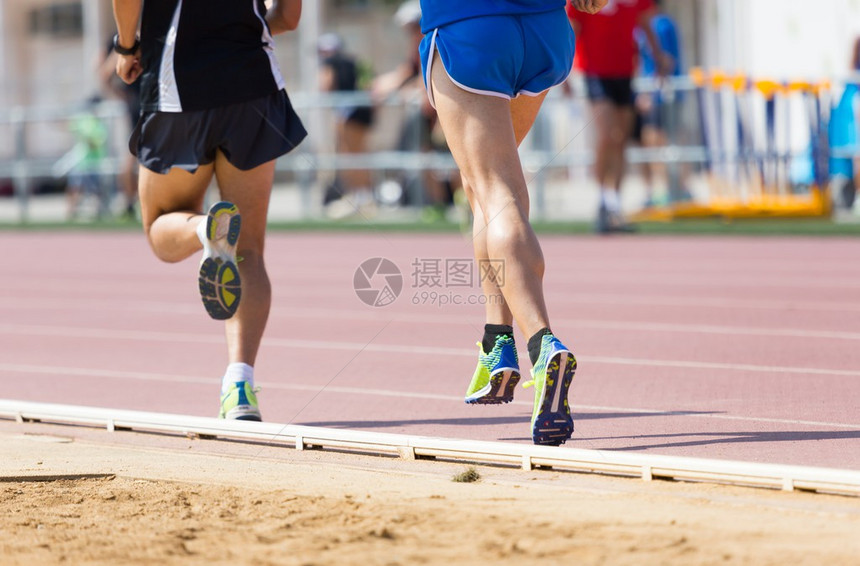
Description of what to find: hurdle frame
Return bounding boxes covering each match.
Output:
[632,69,834,222]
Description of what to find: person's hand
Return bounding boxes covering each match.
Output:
[569,0,609,14]
[116,52,142,85]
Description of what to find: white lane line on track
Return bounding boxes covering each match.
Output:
[2,362,859,431]
[2,322,860,378]
[4,301,860,341]
[8,270,860,290]
[6,287,860,315]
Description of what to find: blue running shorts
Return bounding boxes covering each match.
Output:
[419,8,575,107]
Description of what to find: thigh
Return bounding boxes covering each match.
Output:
[138,162,215,231]
[430,50,521,203]
[339,120,370,153]
[591,99,616,141]
[213,152,275,252]
[512,91,548,146]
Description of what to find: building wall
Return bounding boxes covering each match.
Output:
[693,0,860,80]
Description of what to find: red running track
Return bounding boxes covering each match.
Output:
[2,231,859,470]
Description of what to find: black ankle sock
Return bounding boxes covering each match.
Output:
[482,324,514,354]
[528,328,553,365]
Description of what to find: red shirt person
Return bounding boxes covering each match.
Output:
[567,0,663,233]
[569,0,655,78]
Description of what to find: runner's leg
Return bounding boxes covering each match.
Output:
[430,52,550,338]
[465,90,550,329]
[138,164,215,262]
[213,152,275,366]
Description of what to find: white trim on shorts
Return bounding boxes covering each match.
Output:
[424,29,512,110]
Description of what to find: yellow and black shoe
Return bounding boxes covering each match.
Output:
[522,334,576,446]
[198,201,242,320]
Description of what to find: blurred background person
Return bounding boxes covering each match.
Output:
[372,0,424,101]
[568,0,667,233]
[850,36,860,210]
[64,95,109,221]
[633,0,687,207]
[372,0,461,222]
[830,36,860,213]
[318,33,377,219]
[99,38,142,220]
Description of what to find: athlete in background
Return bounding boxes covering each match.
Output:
[112,0,306,421]
[568,0,667,232]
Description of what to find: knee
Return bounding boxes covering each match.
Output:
[144,228,183,264]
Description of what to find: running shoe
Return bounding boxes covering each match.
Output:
[219,381,262,421]
[595,203,637,234]
[198,201,242,320]
[522,334,576,446]
[464,335,520,404]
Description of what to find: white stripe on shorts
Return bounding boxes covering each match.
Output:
[424,29,512,110]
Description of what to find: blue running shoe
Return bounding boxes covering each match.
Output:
[465,335,520,405]
[219,381,262,421]
[198,201,242,320]
[522,334,576,446]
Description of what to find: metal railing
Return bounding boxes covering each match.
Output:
[2,73,857,223]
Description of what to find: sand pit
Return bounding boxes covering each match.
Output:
[2,428,859,566]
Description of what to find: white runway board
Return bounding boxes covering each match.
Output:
[1,399,858,497]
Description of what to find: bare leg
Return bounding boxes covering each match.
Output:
[138,164,214,263]
[214,153,274,366]
[462,176,512,327]
[593,102,635,193]
[591,100,615,189]
[431,54,550,339]
[138,155,274,367]
[338,120,373,192]
[119,153,139,214]
[611,105,636,192]
[464,90,550,328]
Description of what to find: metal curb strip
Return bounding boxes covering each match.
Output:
[1,400,858,497]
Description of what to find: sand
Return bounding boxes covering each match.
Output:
[2,426,859,566]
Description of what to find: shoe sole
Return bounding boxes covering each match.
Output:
[465,369,521,405]
[531,351,577,446]
[220,406,262,422]
[199,203,242,320]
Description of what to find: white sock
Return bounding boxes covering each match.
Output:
[601,188,621,212]
[222,362,254,394]
[196,215,209,252]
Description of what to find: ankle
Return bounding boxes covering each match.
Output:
[527,328,552,366]
[482,324,514,354]
[222,362,254,394]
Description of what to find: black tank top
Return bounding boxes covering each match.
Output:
[139,0,285,112]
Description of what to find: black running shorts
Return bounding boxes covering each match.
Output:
[130,89,307,174]
[584,76,635,108]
